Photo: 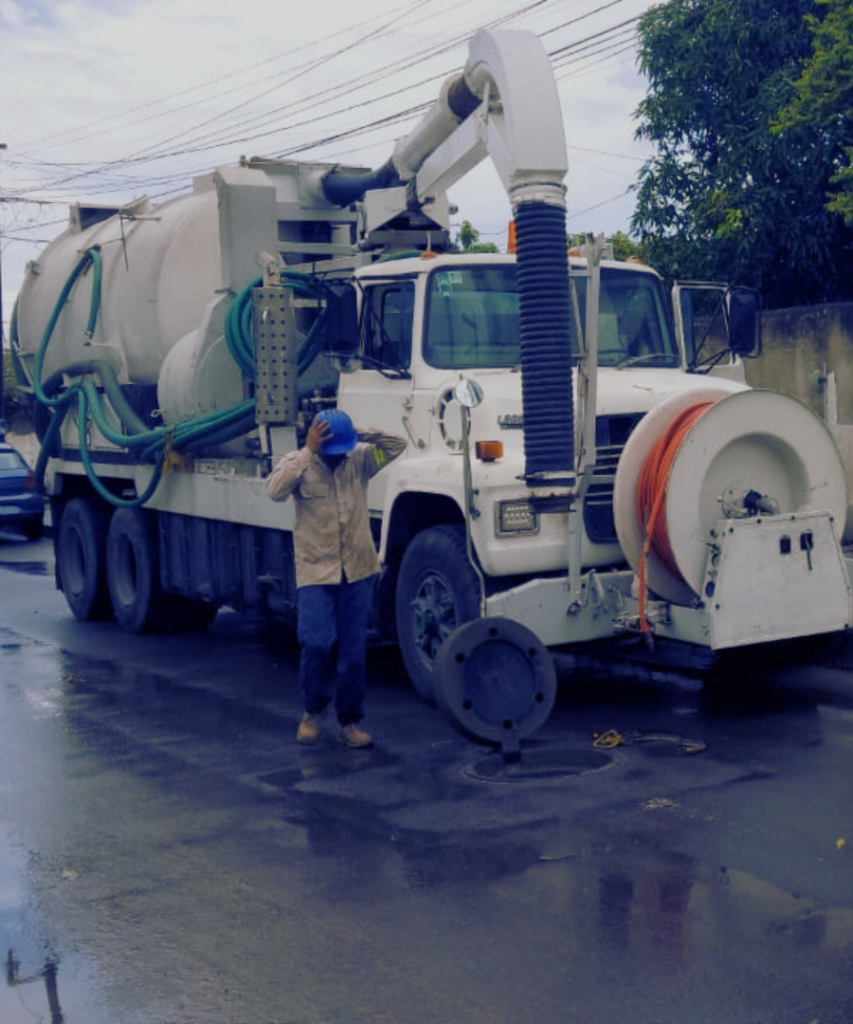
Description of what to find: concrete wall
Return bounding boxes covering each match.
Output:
[745,302,853,538]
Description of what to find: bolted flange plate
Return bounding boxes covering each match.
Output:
[434,617,557,746]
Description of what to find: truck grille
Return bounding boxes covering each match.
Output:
[583,415,643,544]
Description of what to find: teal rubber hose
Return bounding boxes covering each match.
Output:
[77,391,166,508]
[33,247,102,409]
[31,253,335,508]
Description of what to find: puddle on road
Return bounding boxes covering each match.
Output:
[0,947,110,1024]
[0,645,117,1023]
[464,746,614,782]
[0,831,28,941]
[527,839,853,980]
[0,829,109,1024]
[0,636,68,720]
[2,953,64,1024]
[260,744,400,789]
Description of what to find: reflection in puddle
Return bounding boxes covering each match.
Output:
[722,866,853,949]
[260,745,399,789]
[589,850,697,970]
[465,747,613,782]
[532,843,853,976]
[0,641,67,720]
[6,951,65,1024]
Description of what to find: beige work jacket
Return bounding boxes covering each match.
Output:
[266,429,406,588]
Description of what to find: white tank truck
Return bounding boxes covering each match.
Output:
[11,28,852,746]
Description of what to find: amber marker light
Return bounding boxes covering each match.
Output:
[507,220,517,254]
[475,440,504,462]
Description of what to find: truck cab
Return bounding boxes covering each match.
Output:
[321,250,756,697]
[341,253,747,573]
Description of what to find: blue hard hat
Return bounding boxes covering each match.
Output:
[315,409,357,455]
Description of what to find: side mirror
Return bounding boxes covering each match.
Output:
[675,282,762,369]
[727,286,761,358]
[455,378,484,410]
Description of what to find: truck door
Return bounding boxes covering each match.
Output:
[337,279,416,514]
[673,283,761,381]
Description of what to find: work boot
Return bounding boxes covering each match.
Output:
[297,712,324,745]
[339,722,373,749]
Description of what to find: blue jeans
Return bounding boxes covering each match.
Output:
[296,576,376,726]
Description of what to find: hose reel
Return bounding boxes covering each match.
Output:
[613,388,849,608]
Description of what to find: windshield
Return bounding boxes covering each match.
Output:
[424,266,524,369]
[423,264,679,369]
[573,268,679,368]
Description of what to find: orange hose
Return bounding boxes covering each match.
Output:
[635,402,714,633]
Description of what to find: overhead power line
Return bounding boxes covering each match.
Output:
[3,0,646,210]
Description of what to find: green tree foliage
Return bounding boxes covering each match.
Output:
[775,0,853,224]
[568,231,643,261]
[609,231,643,262]
[631,0,853,308]
[455,219,500,253]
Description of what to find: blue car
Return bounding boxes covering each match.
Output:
[0,443,45,540]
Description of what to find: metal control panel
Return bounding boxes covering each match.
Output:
[253,287,299,425]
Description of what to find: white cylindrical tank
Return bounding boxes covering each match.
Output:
[14,189,222,387]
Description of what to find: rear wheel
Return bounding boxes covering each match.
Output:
[395,525,481,702]
[56,496,112,621]
[106,507,161,633]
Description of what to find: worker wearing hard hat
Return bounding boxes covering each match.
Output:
[267,410,406,748]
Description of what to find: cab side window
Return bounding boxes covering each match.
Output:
[363,283,415,369]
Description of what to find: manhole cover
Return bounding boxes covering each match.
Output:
[464,747,614,782]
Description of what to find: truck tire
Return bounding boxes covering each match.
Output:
[106,507,162,633]
[56,496,112,621]
[395,524,481,702]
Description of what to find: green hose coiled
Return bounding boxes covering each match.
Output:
[224,270,333,380]
[31,249,332,508]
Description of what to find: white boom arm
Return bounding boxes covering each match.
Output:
[392,29,569,212]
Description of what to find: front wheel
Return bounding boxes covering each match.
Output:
[395,525,482,702]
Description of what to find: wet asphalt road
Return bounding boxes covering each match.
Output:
[0,531,852,1024]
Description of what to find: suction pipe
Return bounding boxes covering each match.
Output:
[319,30,577,483]
[464,30,576,481]
[349,30,577,481]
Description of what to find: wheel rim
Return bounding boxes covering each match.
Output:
[411,569,459,672]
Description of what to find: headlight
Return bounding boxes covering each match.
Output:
[496,499,539,536]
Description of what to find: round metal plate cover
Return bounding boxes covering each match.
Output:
[434,617,557,744]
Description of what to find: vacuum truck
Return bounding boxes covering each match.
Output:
[11,28,852,744]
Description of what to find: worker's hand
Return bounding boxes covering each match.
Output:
[306,417,331,454]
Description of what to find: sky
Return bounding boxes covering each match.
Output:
[0,0,659,327]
